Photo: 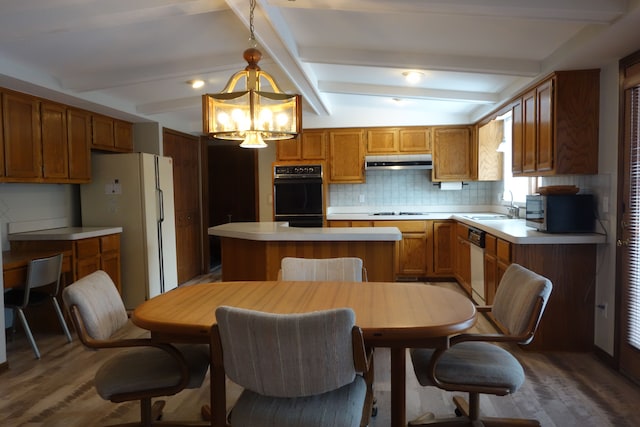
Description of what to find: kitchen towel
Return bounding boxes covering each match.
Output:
[440,181,463,191]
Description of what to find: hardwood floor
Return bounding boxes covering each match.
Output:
[2,279,640,426]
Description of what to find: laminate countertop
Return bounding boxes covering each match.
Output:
[327,211,606,245]
[208,221,401,242]
[8,226,123,241]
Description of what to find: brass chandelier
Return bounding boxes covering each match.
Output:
[202,0,300,148]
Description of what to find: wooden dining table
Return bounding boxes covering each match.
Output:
[132,280,477,427]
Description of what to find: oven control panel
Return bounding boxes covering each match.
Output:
[274,164,323,178]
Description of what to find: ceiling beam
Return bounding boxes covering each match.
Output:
[319,81,498,104]
[0,0,228,41]
[269,0,627,24]
[300,47,541,77]
[224,0,332,116]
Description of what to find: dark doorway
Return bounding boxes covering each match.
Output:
[207,142,259,268]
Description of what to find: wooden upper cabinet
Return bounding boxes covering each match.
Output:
[0,95,3,176]
[536,79,554,172]
[366,128,399,153]
[513,70,599,176]
[276,130,326,161]
[399,127,431,153]
[365,127,432,154]
[477,120,503,181]
[277,137,302,160]
[301,130,326,159]
[41,101,69,180]
[328,129,365,183]
[67,108,92,182]
[114,119,133,151]
[92,114,115,150]
[92,115,133,152]
[432,126,474,181]
[2,91,42,179]
[522,89,537,173]
[511,100,523,174]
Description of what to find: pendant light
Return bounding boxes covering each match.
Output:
[202,0,301,148]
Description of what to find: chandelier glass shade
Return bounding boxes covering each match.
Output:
[202,1,301,149]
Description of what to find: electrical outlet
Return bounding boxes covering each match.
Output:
[359,194,365,203]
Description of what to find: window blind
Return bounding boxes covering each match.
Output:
[627,85,640,350]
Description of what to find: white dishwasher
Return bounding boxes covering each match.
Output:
[468,226,486,305]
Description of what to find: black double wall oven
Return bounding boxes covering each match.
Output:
[273,164,324,227]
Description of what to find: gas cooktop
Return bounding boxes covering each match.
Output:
[371,211,430,216]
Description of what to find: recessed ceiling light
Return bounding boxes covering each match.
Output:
[402,71,424,84]
[188,79,205,89]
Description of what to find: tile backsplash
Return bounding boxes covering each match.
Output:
[329,170,502,208]
[329,170,607,215]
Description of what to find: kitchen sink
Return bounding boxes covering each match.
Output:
[463,213,511,220]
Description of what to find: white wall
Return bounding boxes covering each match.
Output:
[0,184,80,249]
[0,183,78,365]
[593,62,620,355]
[257,144,277,222]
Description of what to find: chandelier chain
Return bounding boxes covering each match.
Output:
[249,0,256,43]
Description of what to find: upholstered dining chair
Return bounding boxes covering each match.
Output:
[278,256,368,281]
[277,255,377,416]
[62,270,210,427]
[409,263,553,426]
[211,305,373,427]
[4,253,72,359]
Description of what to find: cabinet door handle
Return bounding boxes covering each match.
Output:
[616,239,629,247]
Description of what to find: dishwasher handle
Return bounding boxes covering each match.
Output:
[468,227,486,248]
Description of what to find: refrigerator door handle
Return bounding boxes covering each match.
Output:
[158,188,165,223]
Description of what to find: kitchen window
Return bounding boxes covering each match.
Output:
[498,111,535,205]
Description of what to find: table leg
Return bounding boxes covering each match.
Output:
[201,353,228,426]
[390,347,406,427]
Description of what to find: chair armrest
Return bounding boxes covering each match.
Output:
[351,326,369,374]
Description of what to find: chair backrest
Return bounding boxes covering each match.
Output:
[280,257,366,281]
[492,263,553,345]
[215,305,358,398]
[26,253,63,296]
[62,270,128,342]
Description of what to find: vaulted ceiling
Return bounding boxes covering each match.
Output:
[0,0,638,134]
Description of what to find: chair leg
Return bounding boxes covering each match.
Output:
[16,308,40,359]
[51,296,73,342]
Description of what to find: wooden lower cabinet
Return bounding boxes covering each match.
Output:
[432,220,455,276]
[483,234,511,305]
[219,237,395,282]
[329,219,455,280]
[98,234,121,292]
[374,220,428,278]
[10,233,122,293]
[511,243,596,351]
[453,223,471,295]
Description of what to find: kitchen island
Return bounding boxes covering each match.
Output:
[208,222,401,282]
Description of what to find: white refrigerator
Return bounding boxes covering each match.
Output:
[81,153,178,309]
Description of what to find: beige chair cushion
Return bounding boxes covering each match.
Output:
[62,270,128,341]
[216,306,357,397]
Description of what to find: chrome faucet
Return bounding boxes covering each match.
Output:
[506,190,519,218]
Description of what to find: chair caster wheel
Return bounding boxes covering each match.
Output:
[454,408,463,417]
[371,406,378,417]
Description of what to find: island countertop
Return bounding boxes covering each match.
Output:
[208,221,402,242]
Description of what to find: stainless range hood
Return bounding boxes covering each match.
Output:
[365,154,433,171]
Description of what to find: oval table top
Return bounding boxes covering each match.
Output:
[132,280,477,346]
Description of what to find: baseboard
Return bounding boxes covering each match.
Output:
[592,345,617,370]
[0,360,9,374]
